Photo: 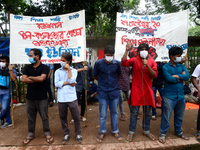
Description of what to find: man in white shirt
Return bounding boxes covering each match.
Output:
[191,64,200,142]
[54,52,82,144]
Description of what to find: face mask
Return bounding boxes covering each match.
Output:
[28,57,36,64]
[105,56,113,62]
[0,62,6,68]
[174,57,182,63]
[60,61,66,68]
[90,81,93,84]
[140,50,148,59]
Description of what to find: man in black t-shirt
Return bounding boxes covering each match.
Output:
[22,48,54,145]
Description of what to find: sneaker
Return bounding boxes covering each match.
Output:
[151,115,156,120]
[76,135,82,144]
[1,123,12,129]
[1,119,4,125]
[62,135,70,144]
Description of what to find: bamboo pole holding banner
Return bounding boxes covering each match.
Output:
[84,61,87,122]
[10,76,15,128]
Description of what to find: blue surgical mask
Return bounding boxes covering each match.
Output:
[28,57,36,64]
[60,62,66,68]
[90,81,93,84]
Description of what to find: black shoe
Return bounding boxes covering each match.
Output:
[62,135,70,144]
[1,119,4,126]
[49,103,54,107]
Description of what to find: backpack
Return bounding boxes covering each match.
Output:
[0,69,10,89]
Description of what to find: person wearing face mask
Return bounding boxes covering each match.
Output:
[93,45,122,142]
[87,79,98,104]
[55,52,82,144]
[158,46,189,143]
[0,55,17,129]
[121,42,158,142]
[22,49,54,145]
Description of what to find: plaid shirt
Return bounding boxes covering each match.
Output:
[118,65,131,91]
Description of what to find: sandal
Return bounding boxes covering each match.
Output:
[114,133,123,141]
[144,133,155,141]
[196,133,200,142]
[120,116,125,121]
[159,135,166,143]
[97,133,105,142]
[70,119,74,124]
[126,134,134,142]
[46,135,54,144]
[177,133,189,140]
[22,137,34,146]
[81,117,87,122]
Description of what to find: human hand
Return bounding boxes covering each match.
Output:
[198,90,200,98]
[83,66,88,71]
[8,64,13,71]
[172,75,180,79]
[126,40,132,51]
[90,94,94,98]
[64,63,70,70]
[70,82,77,87]
[182,71,186,75]
[142,59,148,66]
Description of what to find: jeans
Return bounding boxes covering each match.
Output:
[152,87,163,116]
[26,99,51,137]
[129,105,151,135]
[119,90,130,116]
[197,99,200,132]
[0,93,11,124]
[160,96,185,136]
[47,78,53,103]
[98,96,119,133]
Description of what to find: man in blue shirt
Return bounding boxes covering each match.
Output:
[45,64,54,107]
[0,55,17,129]
[93,45,122,142]
[159,46,189,143]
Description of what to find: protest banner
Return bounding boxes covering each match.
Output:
[115,10,189,61]
[10,10,86,64]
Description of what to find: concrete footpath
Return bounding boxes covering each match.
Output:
[0,102,200,150]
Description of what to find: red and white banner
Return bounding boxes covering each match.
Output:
[115,10,189,61]
[10,10,86,64]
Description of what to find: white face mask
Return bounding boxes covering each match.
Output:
[174,57,182,63]
[105,56,113,62]
[0,62,6,68]
[60,61,66,68]
[140,50,148,59]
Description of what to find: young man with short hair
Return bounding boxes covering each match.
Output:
[122,42,158,142]
[22,48,54,145]
[55,52,82,144]
[159,46,189,143]
[0,55,17,129]
[93,45,122,142]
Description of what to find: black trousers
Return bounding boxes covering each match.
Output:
[47,78,53,103]
[26,99,51,137]
[77,88,85,117]
[58,100,81,136]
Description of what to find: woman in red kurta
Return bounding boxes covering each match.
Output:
[121,42,158,142]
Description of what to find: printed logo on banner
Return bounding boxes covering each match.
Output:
[128,46,158,60]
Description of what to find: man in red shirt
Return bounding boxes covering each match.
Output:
[121,42,158,142]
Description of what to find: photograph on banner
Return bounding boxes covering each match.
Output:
[10,10,86,64]
[115,9,189,62]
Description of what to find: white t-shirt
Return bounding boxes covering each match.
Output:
[192,64,200,87]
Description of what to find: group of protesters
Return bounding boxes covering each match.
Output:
[1,41,200,145]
